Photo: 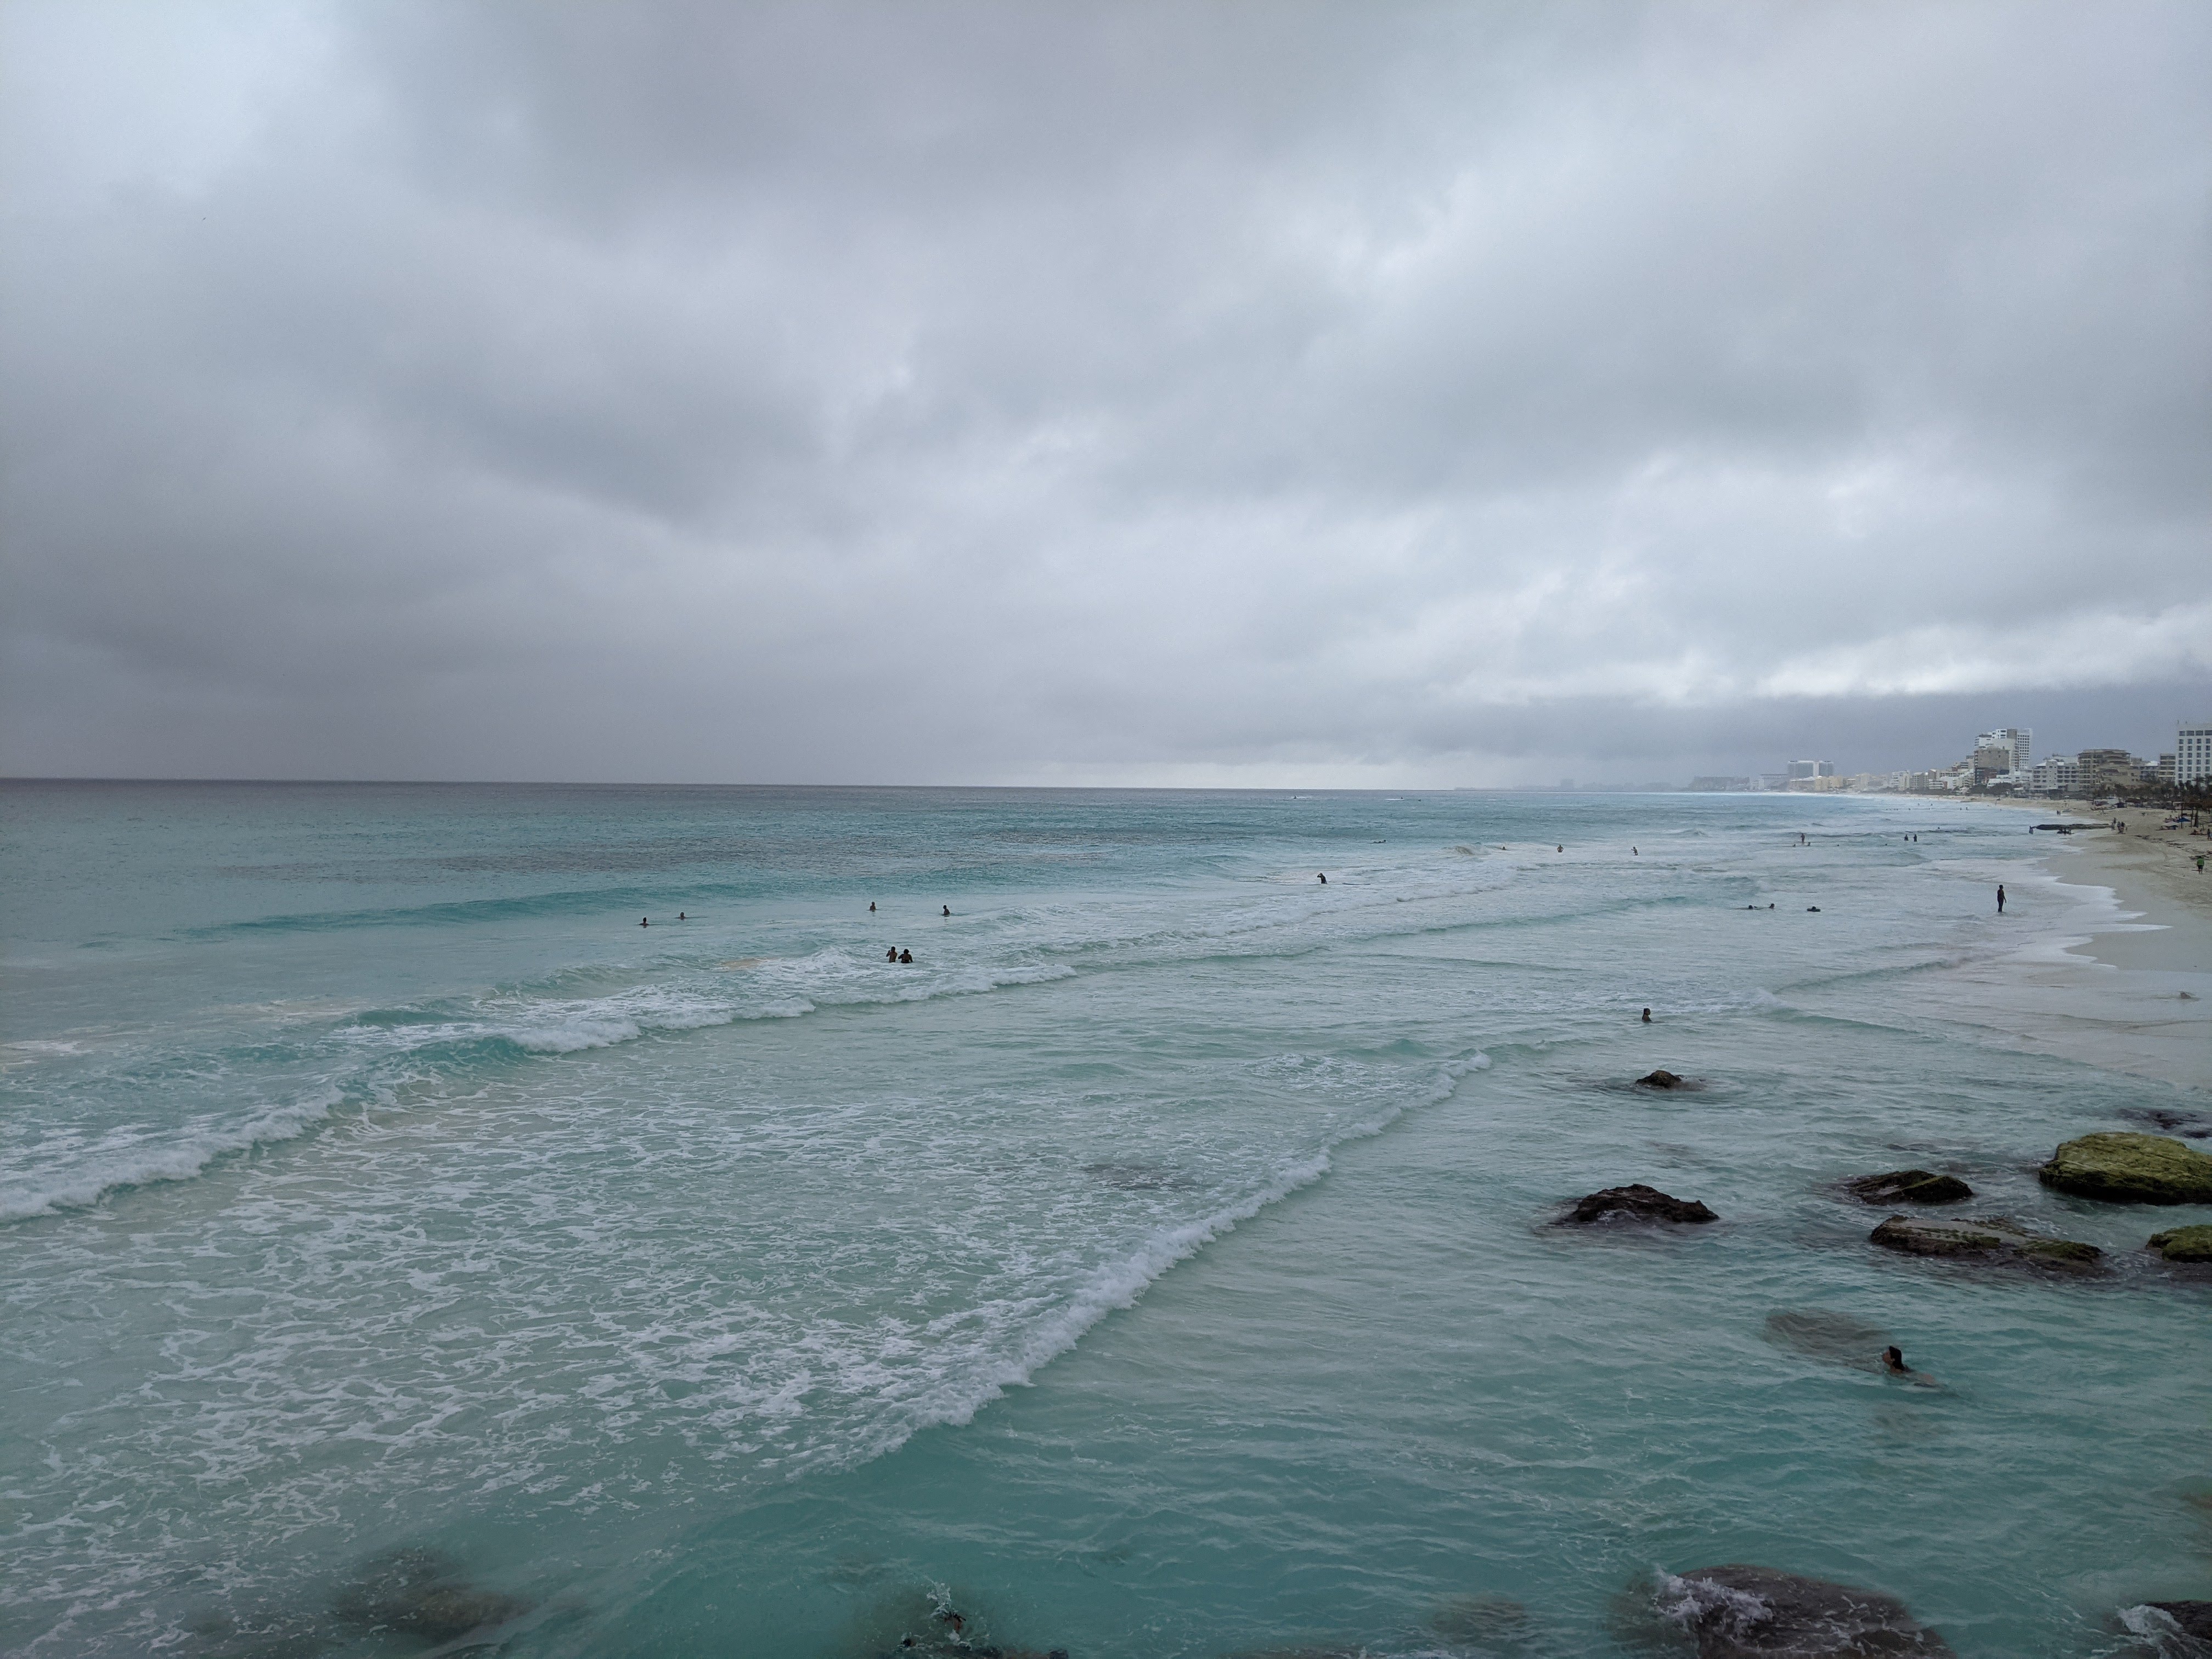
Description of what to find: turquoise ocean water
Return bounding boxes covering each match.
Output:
[2,783,2205,1657]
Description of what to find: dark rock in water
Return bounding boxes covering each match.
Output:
[2120,1107,2212,1140]
[1869,1214,2101,1271]
[2148,1224,2212,1263]
[1846,1170,1972,1206]
[1638,1069,1686,1090]
[1761,1309,1889,1367]
[2038,1132,2212,1204]
[1559,1184,1717,1226]
[331,1547,528,1641]
[2147,1602,2212,1640]
[1657,1565,1953,1656]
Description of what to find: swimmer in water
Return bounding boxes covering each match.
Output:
[899,949,913,964]
[885,946,897,962]
[1882,1345,1937,1385]
[943,905,950,916]
[1641,1007,1652,1023]
[869,901,876,912]
[1632,847,1638,856]
[640,917,649,927]
[1996,884,2005,914]
[1318,872,1327,883]
[678,912,686,921]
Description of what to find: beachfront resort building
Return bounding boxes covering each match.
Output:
[2180,720,2212,786]
[1977,728,2033,771]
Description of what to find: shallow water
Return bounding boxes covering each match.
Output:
[2,783,2205,1657]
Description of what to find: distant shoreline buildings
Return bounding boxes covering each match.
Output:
[1686,718,2212,799]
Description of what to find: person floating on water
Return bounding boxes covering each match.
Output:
[1996,884,2006,914]
[1881,1345,1936,1385]
[1641,1008,1652,1023]
[678,912,686,921]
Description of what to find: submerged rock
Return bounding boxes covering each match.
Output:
[1638,1069,1686,1090]
[2038,1133,2212,1205]
[1846,1170,1973,1206]
[331,1548,528,1641]
[1869,1214,2101,1271]
[2120,1107,2212,1140]
[1656,1565,1953,1656]
[1429,1592,1530,1644]
[1761,1309,1889,1367]
[1559,1184,1717,1226]
[2148,1225,2212,1263]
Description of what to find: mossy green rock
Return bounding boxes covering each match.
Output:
[2038,1132,2212,1205]
[2148,1224,2212,1262]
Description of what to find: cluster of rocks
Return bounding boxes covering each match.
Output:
[1844,1134,2212,1274]
[1644,1570,2212,1658]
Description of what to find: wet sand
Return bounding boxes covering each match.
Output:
[1941,798,2212,1090]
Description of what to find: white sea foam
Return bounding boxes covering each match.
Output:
[0,1084,345,1223]
[805,1054,1489,1473]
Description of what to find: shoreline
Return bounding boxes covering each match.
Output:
[1941,797,2211,1090]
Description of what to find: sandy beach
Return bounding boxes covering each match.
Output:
[1937,797,2212,1090]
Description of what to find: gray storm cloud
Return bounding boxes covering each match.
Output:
[2,0,2207,785]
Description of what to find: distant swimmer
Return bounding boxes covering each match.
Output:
[640,917,649,927]
[1318,872,1327,883]
[943,905,951,916]
[886,946,897,962]
[1808,905,1821,912]
[899,949,913,964]
[870,902,877,912]
[1996,884,2006,914]
[1881,1345,1936,1385]
[1641,1007,1652,1023]
[678,912,686,921]
[1557,845,1563,853]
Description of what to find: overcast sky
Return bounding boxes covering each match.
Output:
[2,1,2207,786]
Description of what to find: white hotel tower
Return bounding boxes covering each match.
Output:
[2179,719,2212,786]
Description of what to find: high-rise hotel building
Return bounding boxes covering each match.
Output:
[2179,719,2212,786]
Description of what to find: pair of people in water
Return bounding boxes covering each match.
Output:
[868,902,951,915]
[885,946,913,964]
